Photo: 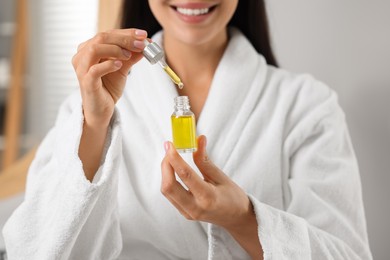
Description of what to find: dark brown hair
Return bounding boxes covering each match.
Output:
[121,0,278,67]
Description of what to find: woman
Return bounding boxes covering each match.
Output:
[3,0,372,259]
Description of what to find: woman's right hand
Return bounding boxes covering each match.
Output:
[72,29,148,128]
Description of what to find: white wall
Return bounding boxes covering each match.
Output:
[266,1,390,259]
[26,0,99,142]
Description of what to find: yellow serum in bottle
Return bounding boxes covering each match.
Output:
[171,96,197,153]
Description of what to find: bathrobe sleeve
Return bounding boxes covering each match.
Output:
[2,93,123,260]
[208,88,372,259]
[249,90,372,260]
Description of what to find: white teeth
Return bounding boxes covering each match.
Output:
[176,7,210,16]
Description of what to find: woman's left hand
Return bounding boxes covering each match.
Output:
[161,135,253,231]
[161,135,263,258]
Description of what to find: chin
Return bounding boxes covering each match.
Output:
[166,26,227,47]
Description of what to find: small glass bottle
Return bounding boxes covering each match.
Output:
[171,96,197,153]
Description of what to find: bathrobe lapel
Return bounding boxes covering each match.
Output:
[129,28,268,173]
[196,29,268,171]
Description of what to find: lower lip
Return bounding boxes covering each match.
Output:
[173,8,215,24]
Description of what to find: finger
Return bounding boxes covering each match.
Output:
[193,135,227,185]
[118,52,144,76]
[165,142,211,197]
[164,195,193,220]
[161,156,194,202]
[92,29,147,52]
[106,28,148,37]
[78,29,148,53]
[161,156,194,219]
[83,60,123,90]
[77,40,88,52]
[75,44,132,74]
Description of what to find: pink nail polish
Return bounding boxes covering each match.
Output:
[122,49,131,58]
[164,142,170,153]
[134,40,145,49]
[114,60,122,68]
[135,29,147,37]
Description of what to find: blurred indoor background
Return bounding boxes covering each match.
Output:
[0,0,389,259]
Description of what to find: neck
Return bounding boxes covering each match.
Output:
[162,29,229,89]
[161,29,229,120]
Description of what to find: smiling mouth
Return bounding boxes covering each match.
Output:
[171,5,218,16]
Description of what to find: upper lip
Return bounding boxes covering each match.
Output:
[171,2,217,9]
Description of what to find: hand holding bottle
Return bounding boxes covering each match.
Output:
[161,136,263,258]
[72,29,147,127]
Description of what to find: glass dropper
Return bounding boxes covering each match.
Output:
[143,39,184,89]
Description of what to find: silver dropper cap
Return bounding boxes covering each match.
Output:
[143,39,164,65]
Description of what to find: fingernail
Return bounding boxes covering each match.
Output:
[134,40,145,49]
[135,29,147,37]
[164,141,170,153]
[114,60,122,68]
[122,49,131,58]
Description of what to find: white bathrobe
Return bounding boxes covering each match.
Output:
[3,29,372,259]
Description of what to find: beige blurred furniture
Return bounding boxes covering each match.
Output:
[2,0,27,168]
[0,148,36,199]
[0,0,30,200]
[98,0,122,32]
[0,0,123,200]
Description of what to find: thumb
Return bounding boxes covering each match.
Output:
[193,135,226,184]
[119,52,144,76]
